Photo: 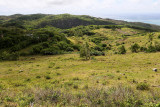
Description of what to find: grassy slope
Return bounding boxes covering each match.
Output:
[0,53,160,95]
[68,27,160,53]
[1,27,160,106]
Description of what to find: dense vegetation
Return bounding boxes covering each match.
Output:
[1,14,160,106]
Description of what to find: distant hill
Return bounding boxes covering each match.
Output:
[1,13,160,60]
[1,14,160,30]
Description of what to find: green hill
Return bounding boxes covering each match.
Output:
[0,14,160,60]
[1,14,160,30]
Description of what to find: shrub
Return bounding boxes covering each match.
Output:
[146,45,156,53]
[118,45,126,54]
[80,42,90,60]
[101,43,107,47]
[45,75,51,80]
[130,43,140,53]
[41,47,62,55]
[32,45,43,54]
[140,46,147,52]
[73,84,78,89]
[72,77,80,81]
[0,51,19,61]
[94,46,104,51]
[90,50,105,56]
[155,41,160,51]
[66,47,74,52]
[136,83,150,90]
[36,76,41,79]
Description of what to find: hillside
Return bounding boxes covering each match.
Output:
[1,14,160,30]
[1,14,160,106]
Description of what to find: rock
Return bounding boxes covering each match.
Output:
[153,68,158,72]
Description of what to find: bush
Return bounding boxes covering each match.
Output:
[80,42,90,60]
[146,45,156,53]
[72,44,80,51]
[45,75,51,80]
[118,45,126,54]
[90,50,105,56]
[136,83,150,90]
[66,47,74,52]
[130,43,140,53]
[32,45,43,54]
[0,51,19,61]
[140,46,147,52]
[41,47,62,55]
[94,45,104,51]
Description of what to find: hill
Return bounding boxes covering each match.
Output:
[0,13,160,60]
[1,14,160,30]
[1,14,160,106]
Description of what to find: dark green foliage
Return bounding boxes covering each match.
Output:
[148,33,154,42]
[72,44,80,51]
[130,43,140,53]
[136,83,150,90]
[66,47,74,52]
[101,43,107,47]
[45,75,51,80]
[140,46,147,52]
[41,47,62,55]
[94,46,104,51]
[118,45,126,54]
[91,37,108,44]
[146,45,156,52]
[1,14,160,57]
[0,51,19,61]
[154,41,160,51]
[90,50,105,56]
[32,45,43,54]
[36,14,115,29]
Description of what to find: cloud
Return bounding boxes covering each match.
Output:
[0,0,160,16]
[47,0,78,5]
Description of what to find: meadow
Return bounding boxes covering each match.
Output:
[0,52,160,106]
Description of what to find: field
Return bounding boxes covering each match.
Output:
[0,52,160,106]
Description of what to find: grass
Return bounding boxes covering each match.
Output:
[0,52,160,106]
[1,28,160,106]
[1,53,160,89]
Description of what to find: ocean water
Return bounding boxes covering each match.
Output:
[106,14,160,26]
[124,19,160,26]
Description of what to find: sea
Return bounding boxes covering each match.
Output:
[122,19,160,26]
[106,14,160,26]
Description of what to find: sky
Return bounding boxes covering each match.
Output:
[0,0,160,17]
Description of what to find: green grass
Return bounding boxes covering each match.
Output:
[1,27,160,106]
[0,53,160,90]
[1,52,160,106]
[0,53,159,105]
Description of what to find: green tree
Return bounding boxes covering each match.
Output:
[80,42,90,60]
[130,43,140,53]
[118,45,126,54]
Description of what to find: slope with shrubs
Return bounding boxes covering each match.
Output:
[1,14,160,106]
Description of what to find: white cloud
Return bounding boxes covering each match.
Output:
[0,0,159,16]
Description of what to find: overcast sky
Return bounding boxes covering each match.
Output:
[0,0,160,17]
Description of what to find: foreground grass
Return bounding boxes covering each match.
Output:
[0,53,160,106]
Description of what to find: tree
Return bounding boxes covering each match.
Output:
[130,43,140,53]
[80,42,90,60]
[118,45,126,54]
[148,33,153,42]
